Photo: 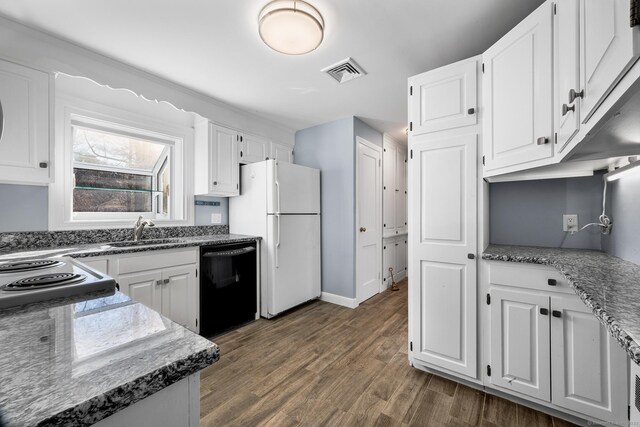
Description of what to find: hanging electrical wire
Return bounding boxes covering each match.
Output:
[571,178,612,235]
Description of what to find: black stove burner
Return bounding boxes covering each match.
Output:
[0,260,64,274]
[2,273,86,291]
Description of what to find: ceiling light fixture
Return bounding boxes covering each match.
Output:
[258,0,324,55]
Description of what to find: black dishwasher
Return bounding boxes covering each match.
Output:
[200,242,257,337]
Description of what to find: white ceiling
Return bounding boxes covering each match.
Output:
[0,0,544,143]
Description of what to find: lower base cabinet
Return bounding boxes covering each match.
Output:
[487,261,628,426]
[383,235,407,285]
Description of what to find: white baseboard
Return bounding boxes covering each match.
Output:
[320,292,358,309]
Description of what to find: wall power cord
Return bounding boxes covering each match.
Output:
[570,180,613,235]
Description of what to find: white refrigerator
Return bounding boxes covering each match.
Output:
[229,160,321,318]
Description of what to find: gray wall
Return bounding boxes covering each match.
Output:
[602,169,640,265]
[194,196,229,226]
[354,117,383,148]
[490,175,604,250]
[295,117,357,299]
[0,184,49,232]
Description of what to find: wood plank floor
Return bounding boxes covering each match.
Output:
[200,280,577,426]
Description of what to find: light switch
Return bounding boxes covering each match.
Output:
[211,213,222,224]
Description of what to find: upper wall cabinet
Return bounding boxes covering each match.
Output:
[0,59,50,185]
[483,1,554,175]
[382,135,407,238]
[270,141,293,163]
[409,59,477,135]
[239,133,269,164]
[194,120,239,196]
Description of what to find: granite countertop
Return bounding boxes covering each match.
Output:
[483,244,640,365]
[0,291,219,427]
[0,233,259,261]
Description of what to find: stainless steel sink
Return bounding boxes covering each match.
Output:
[103,238,188,248]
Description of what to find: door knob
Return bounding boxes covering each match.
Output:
[562,104,575,116]
[536,137,549,145]
[359,227,367,232]
[568,89,584,103]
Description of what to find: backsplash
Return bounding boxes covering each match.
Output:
[602,168,640,265]
[0,225,228,254]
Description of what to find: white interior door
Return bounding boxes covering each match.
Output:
[383,144,396,236]
[550,294,628,425]
[409,59,478,135]
[267,214,321,316]
[409,133,477,378]
[356,138,382,304]
[490,288,551,402]
[580,0,640,122]
[483,2,554,171]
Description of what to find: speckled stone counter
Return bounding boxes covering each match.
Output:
[483,244,640,365]
[0,233,260,261]
[0,292,219,427]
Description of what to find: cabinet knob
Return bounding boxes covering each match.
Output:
[536,137,549,145]
[156,280,163,285]
[240,151,243,158]
[547,279,557,286]
[562,104,575,116]
[164,278,170,284]
[568,89,584,103]
[213,181,218,185]
[552,310,562,318]
[467,253,475,260]
[39,162,48,168]
[467,107,475,115]
[540,308,549,315]
[359,227,367,232]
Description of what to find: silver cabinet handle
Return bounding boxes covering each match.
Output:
[568,89,584,103]
[537,137,549,145]
[0,97,3,142]
[163,278,170,284]
[562,104,575,116]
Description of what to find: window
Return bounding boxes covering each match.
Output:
[71,123,171,217]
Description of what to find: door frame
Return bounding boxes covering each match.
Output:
[355,136,383,304]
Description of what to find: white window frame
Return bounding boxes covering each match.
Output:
[50,95,194,230]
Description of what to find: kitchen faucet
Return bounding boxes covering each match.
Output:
[133,216,155,241]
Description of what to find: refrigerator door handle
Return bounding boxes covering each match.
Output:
[274,162,281,214]
[275,213,281,268]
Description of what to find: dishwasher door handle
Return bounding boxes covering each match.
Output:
[202,247,256,257]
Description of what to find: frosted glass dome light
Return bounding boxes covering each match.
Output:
[259,0,324,55]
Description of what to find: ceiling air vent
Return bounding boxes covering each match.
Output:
[322,57,367,83]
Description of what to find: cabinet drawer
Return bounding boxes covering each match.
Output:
[118,248,198,274]
[77,257,109,275]
[487,261,572,294]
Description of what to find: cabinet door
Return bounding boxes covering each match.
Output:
[209,123,239,195]
[119,271,163,313]
[239,133,268,164]
[555,0,581,153]
[383,144,396,236]
[0,60,50,184]
[490,288,550,402]
[409,59,477,135]
[270,142,293,163]
[382,239,396,287]
[395,148,407,233]
[580,0,640,122]
[162,265,198,332]
[409,133,477,378]
[483,2,554,172]
[550,294,628,425]
[395,238,407,280]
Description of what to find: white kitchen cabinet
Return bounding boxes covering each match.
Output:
[409,132,477,378]
[408,58,477,135]
[483,1,554,174]
[0,59,51,185]
[382,134,407,238]
[580,0,640,123]
[270,141,293,163]
[486,261,629,425]
[194,120,239,196]
[115,249,199,332]
[489,287,551,402]
[383,236,407,287]
[239,133,269,164]
[550,294,628,426]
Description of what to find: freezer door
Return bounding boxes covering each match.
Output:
[267,160,320,214]
[266,214,321,316]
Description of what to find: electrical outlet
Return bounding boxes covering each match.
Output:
[563,214,578,232]
[211,213,222,224]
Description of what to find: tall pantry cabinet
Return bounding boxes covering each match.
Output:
[407,56,485,381]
